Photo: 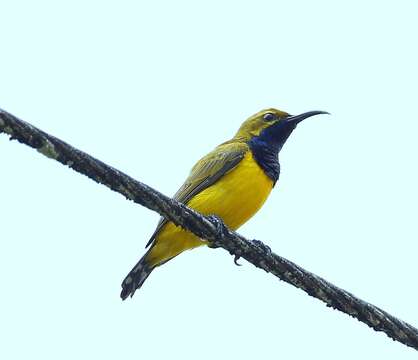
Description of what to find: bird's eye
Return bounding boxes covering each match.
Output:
[263,112,277,122]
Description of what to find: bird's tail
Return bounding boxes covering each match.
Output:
[120,253,154,300]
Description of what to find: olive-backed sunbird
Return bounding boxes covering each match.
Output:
[120,108,328,299]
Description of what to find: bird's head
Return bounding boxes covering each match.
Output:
[234,108,329,152]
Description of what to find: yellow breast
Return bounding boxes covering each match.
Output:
[147,151,274,267]
[188,151,273,229]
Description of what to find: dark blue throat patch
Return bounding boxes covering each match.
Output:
[248,121,297,185]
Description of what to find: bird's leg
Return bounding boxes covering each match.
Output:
[252,239,272,255]
[207,215,242,266]
[206,215,228,248]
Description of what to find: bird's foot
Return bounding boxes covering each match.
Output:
[252,239,272,255]
[206,215,228,248]
[233,254,242,266]
[206,215,242,266]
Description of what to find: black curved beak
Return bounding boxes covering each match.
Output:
[286,110,330,124]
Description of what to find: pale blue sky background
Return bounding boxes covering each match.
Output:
[1,0,417,359]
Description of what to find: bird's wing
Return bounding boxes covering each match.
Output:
[145,141,248,248]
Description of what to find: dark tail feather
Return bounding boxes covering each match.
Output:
[120,255,154,300]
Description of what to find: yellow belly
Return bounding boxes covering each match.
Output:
[147,151,274,267]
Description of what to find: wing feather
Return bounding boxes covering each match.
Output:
[145,142,248,248]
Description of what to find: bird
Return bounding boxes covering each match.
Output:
[120,108,328,299]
